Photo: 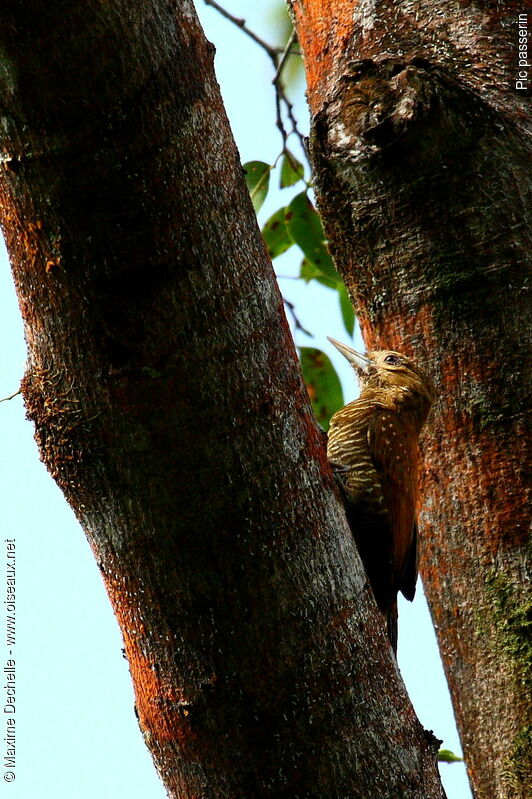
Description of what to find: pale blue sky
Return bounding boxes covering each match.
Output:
[0,3,470,797]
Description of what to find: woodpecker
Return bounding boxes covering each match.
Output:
[327,338,435,653]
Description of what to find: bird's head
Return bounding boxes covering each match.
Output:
[328,337,436,410]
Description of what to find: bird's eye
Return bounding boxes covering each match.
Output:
[384,354,401,365]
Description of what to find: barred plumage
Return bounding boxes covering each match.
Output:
[327,338,435,653]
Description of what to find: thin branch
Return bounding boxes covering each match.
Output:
[271,31,307,162]
[274,87,287,151]
[203,0,280,61]
[0,388,21,403]
[281,87,308,161]
[283,298,312,337]
[203,0,309,167]
[273,28,298,84]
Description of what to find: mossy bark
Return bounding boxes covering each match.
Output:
[0,2,446,797]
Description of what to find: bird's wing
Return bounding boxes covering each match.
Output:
[327,400,371,464]
[367,410,418,597]
[328,400,395,612]
[328,401,383,499]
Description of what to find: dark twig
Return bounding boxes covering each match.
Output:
[274,88,287,151]
[203,1,308,167]
[280,85,308,161]
[283,298,312,337]
[203,0,280,60]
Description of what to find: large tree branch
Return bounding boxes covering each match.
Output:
[0,1,445,797]
[291,1,531,797]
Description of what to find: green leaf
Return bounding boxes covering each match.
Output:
[243,161,271,213]
[338,283,355,337]
[262,207,293,259]
[299,258,339,290]
[299,347,344,430]
[286,192,339,281]
[437,749,464,764]
[280,152,305,188]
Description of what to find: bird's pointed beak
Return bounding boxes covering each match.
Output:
[327,337,372,372]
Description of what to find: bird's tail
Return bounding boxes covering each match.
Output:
[386,601,398,655]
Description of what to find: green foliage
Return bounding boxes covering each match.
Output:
[285,192,339,282]
[280,152,305,188]
[262,207,293,259]
[244,153,356,422]
[298,347,343,430]
[299,258,338,290]
[437,749,463,763]
[243,161,271,213]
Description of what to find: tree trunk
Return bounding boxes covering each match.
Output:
[0,2,446,797]
[290,1,531,797]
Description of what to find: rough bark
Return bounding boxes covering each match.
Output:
[290,1,531,798]
[0,2,446,798]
